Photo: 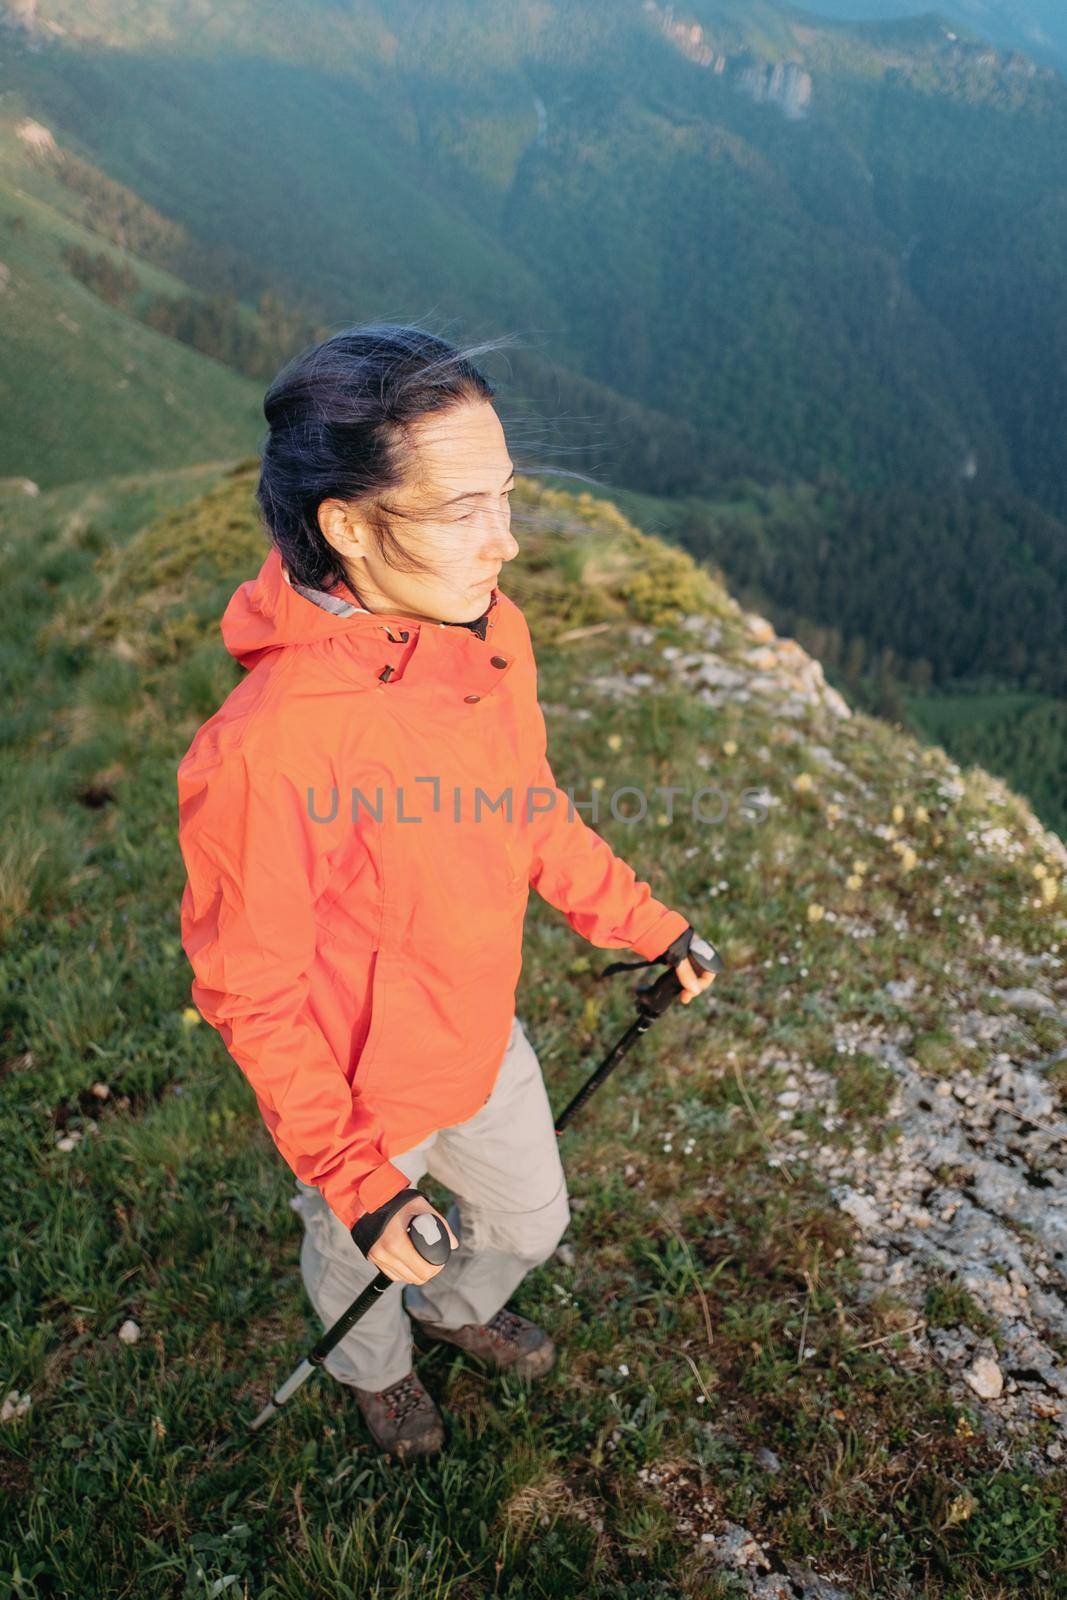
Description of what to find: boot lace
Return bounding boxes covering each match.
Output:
[484,1308,526,1346]
[381,1372,426,1424]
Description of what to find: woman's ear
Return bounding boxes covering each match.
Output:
[318,498,362,556]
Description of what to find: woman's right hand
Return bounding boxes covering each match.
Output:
[368,1195,460,1284]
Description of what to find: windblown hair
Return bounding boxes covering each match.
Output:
[256,322,514,593]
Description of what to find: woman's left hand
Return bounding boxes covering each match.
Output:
[674,955,719,1005]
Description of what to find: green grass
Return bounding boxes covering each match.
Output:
[0,114,262,489]
[0,465,1064,1597]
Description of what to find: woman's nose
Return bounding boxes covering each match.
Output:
[490,523,520,562]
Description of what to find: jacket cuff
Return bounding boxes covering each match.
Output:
[347,1158,415,1216]
[627,908,691,963]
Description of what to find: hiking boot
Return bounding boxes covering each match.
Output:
[351,1370,445,1461]
[413,1306,557,1379]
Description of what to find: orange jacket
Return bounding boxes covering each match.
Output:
[176,548,689,1229]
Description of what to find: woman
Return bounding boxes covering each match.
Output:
[176,324,717,1462]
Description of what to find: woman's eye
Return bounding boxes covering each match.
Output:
[459,492,509,523]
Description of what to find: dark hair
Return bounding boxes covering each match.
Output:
[256,322,516,593]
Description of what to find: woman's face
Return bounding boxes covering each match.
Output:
[319,398,520,624]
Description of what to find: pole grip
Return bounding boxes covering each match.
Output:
[407,1209,452,1266]
[635,964,687,1018]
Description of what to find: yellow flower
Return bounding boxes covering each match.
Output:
[892,803,905,824]
[807,902,825,922]
[914,804,929,824]
[607,733,623,752]
[852,860,868,875]
[723,739,738,757]
[899,846,918,872]
[1041,877,1058,903]
[181,1007,202,1028]
[825,803,842,823]
[591,776,605,790]
[1033,862,1047,880]
[884,825,898,841]
[656,812,670,826]
[943,1493,977,1528]
[793,772,814,792]
[846,874,863,891]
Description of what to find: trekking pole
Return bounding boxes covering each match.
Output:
[248,1212,452,1432]
[248,938,723,1433]
[554,940,724,1134]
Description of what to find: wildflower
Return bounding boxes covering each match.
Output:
[914,805,929,824]
[1,1390,31,1422]
[892,803,905,823]
[656,813,670,826]
[118,1319,141,1344]
[807,903,825,922]
[723,739,737,756]
[1033,863,1047,880]
[793,773,814,792]
[181,1007,202,1028]
[607,733,623,752]
[899,846,918,872]
[845,874,863,891]
[944,1493,977,1528]
[1041,877,1058,904]
[591,776,605,790]
[852,860,868,875]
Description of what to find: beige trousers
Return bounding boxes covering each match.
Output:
[291,1013,571,1392]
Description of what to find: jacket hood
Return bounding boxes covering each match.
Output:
[220,545,498,671]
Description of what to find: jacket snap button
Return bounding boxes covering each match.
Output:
[464,693,481,703]
[490,655,507,668]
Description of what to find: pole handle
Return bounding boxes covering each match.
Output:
[634,935,724,1019]
[407,1208,452,1267]
[635,964,688,1019]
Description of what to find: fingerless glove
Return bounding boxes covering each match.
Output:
[350,1186,424,1259]
[655,923,695,967]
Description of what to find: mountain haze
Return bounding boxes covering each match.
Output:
[796,0,1067,75]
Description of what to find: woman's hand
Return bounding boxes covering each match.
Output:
[674,954,719,1005]
[368,1195,460,1284]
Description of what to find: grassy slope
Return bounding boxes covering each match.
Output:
[906,687,1067,838]
[0,117,262,488]
[548,470,1067,843]
[0,465,1064,1598]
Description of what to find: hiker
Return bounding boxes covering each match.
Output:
[176,324,718,1461]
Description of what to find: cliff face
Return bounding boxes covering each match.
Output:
[644,0,1059,125]
[646,1,815,117]
[736,59,814,117]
